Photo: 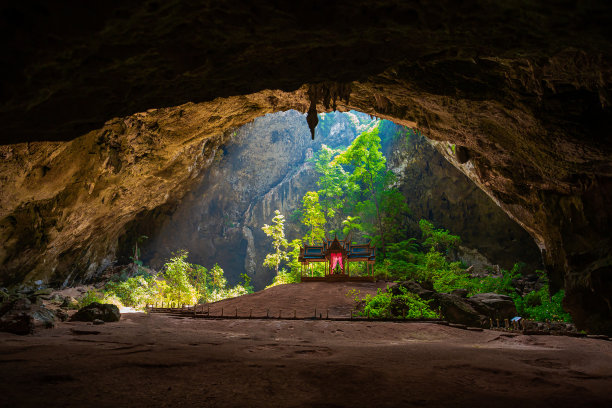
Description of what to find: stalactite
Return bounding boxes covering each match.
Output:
[306,82,352,140]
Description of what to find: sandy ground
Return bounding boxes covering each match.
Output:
[191,281,390,318]
[1,283,612,407]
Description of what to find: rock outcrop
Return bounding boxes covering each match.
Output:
[393,280,517,327]
[0,92,307,286]
[0,1,610,332]
[0,298,56,335]
[71,302,120,323]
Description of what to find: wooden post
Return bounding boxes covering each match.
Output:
[221,307,224,317]
[279,310,282,319]
[314,308,317,318]
[266,309,269,318]
[235,307,238,317]
[326,309,329,319]
[208,306,210,316]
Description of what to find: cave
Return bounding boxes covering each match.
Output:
[1,1,612,406]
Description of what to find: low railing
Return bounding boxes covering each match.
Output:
[145,304,443,322]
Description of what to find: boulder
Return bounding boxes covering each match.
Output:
[467,293,517,320]
[50,294,65,304]
[451,288,469,298]
[33,288,53,297]
[32,307,56,330]
[391,281,517,327]
[61,296,79,309]
[71,302,120,322]
[54,309,69,322]
[0,298,34,334]
[0,298,56,335]
[432,293,486,327]
[391,280,434,300]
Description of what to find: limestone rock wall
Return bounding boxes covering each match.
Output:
[0,91,308,287]
[385,131,542,273]
[137,110,362,290]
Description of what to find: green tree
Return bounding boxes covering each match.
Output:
[341,215,363,238]
[301,191,326,245]
[313,145,355,219]
[419,219,461,254]
[162,250,197,305]
[262,210,289,275]
[209,263,227,292]
[335,124,400,253]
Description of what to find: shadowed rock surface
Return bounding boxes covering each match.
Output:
[71,302,120,323]
[1,1,611,331]
[392,280,517,327]
[0,298,56,335]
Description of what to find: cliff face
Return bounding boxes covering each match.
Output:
[136,111,363,290]
[386,132,542,273]
[1,1,611,331]
[0,92,308,286]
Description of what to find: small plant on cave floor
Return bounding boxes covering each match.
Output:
[78,290,104,308]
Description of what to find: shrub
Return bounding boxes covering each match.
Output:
[105,275,156,307]
[78,290,104,308]
[419,219,460,254]
[102,250,254,309]
[360,286,438,319]
[515,287,571,322]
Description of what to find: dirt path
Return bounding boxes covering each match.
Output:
[1,283,612,407]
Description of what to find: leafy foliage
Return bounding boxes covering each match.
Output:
[360,286,438,319]
[419,220,460,253]
[101,250,252,309]
[78,290,104,308]
[301,192,326,245]
[303,123,410,253]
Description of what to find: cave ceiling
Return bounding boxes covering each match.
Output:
[1,0,612,332]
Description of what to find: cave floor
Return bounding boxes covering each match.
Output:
[1,312,612,407]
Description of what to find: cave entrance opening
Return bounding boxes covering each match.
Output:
[127,107,541,296]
